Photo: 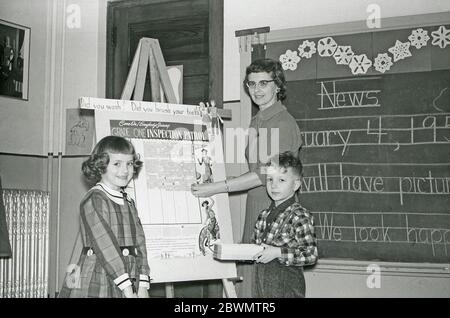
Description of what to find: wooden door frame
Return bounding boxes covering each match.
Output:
[106,0,223,106]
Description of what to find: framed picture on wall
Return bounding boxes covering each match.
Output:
[0,19,30,100]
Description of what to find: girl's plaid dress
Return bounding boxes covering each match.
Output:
[59,183,150,298]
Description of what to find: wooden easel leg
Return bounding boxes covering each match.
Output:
[221,279,237,298]
[165,283,175,298]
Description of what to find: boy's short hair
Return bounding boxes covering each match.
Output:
[82,135,143,183]
[265,151,303,177]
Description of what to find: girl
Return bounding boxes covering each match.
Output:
[59,136,150,298]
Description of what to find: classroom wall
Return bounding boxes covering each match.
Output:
[223,0,450,101]
[49,0,107,296]
[0,0,51,192]
[304,261,450,297]
[0,0,106,154]
[0,0,107,296]
[0,0,50,156]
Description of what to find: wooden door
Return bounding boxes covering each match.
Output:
[106,0,224,297]
[106,0,223,106]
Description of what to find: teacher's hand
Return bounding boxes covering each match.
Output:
[191,182,224,197]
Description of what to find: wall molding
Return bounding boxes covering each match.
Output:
[267,11,450,43]
[309,259,450,278]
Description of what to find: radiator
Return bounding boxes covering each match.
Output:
[0,190,50,298]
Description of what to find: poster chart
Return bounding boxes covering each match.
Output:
[80,97,236,283]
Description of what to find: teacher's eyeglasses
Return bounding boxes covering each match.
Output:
[245,80,275,90]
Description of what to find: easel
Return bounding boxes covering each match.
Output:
[120,37,236,298]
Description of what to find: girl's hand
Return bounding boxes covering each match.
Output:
[253,244,281,264]
[191,182,223,197]
[137,286,149,298]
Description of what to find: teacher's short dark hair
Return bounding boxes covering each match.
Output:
[82,135,143,183]
[244,58,287,101]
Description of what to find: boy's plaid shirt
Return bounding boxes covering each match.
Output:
[252,201,318,266]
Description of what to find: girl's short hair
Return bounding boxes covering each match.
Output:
[82,136,143,183]
[244,58,287,101]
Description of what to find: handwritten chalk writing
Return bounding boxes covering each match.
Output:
[422,116,437,143]
[340,164,385,193]
[381,215,391,242]
[302,130,352,156]
[406,227,450,256]
[356,226,391,242]
[298,112,450,122]
[315,213,343,241]
[314,211,450,257]
[432,87,448,112]
[301,163,450,205]
[105,103,121,111]
[302,176,320,192]
[318,79,381,110]
[131,102,142,111]
[366,117,387,144]
[317,212,391,243]
[340,175,385,193]
[399,171,450,205]
[186,109,203,116]
[79,97,204,118]
[301,113,450,151]
[302,163,330,192]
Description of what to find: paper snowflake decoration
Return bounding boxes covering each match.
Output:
[373,53,393,73]
[333,46,354,65]
[408,28,430,49]
[431,25,450,49]
[318,37,338,57]
[298,40,316,59]
[279,49,300,71]
[349,54,372,75]
[388,40,412,62]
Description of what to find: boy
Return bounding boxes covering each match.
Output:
[252,151,317,298]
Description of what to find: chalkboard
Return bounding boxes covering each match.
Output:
[265,23,450,263]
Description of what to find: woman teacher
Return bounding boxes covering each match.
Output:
[191,58,302,297]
